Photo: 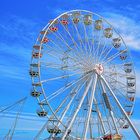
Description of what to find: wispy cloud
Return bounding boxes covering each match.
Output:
[0,15,40,80]
[103,12,140,50]
[0,15,40,45]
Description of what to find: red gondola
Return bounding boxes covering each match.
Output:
[42,37,49,43]
[33,45,42,50]
[126,111,131,116]
[129,97,134,101]
[32,52,42,58]
[102,134,112,140]
[61,20,68,25]
[120,55,127,60]
[49,27,58,32]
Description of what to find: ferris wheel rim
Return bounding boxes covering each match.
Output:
[30,9,137,139]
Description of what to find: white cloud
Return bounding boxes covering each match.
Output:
[103,13,140,50]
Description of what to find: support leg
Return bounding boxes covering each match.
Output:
[83,74,98,139]
[101,75,140,139]
[61,78,93,140]
[100,78,119,134]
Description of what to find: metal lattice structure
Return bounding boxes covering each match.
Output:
[0,97,27,139]
[29,10,140,140]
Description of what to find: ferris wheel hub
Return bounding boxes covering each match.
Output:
[94,64,104,75]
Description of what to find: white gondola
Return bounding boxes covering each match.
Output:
[104,28,113,38]
[47,120,61,134]
[30,63,40,67]
[124,63,132,73]
[37,110,47,117]
[95,19,102,30]
[32,82,42,87]
[33,45,43,50]
[83,14,92,25]
[123,124,129,129]
[72,12,80,24]
[127,89,135,94]
[113,38,121,48]
[31,91,41,97]
[120,50,127,60]
[29,71,39,77]
[38,102,48,106]
[127,77,135,87]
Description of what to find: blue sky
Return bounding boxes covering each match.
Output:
[0,0,140,139]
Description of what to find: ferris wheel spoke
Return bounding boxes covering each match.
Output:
[81,20,92,56]
[51,78,89,139]
[57,85,82,124]
[50,94,69,120]
[56,22,81,55]
[103,74,127,90]
[46,73,90,101]
[61,77,93,140]
[104,64,124,72]
[103,78,133,104]
[68,54,93,71]
[41,62,82,72]
[41,70,88,84]
[43,51,62,60]
[45,46,80,67]
[91,18,102,57]
[46,38,64,53]
[58,20,90,64]
[90,30,97,55]
[58,39,89,66]
[104,70,126,76]
[97,27,112,59]
[98,44,113,63]
[44,44,65,56]
[93,30,105,63]
[50,30,73,51]
[95,40,105,64]
[43,49,83,68]
[34,95,69,139]
[44,65,81,72]
[103,49,127,65]
[70,18,86,53]
[100,45,114,62]
[58,19,80,50]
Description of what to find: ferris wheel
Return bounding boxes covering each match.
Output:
[29,10,140,140]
